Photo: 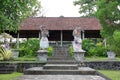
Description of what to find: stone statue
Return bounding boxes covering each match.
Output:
[72,27,83,52]
[40,25,49,49]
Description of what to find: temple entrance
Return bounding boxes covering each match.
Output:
[48,30,74,46]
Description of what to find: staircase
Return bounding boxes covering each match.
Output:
[24,46,96,75]
[0,64,17,74]
[47,46,76,64]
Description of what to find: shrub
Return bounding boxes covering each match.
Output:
[95,42,107,56]
[47,46,53,57]
[112,30,120,56]
[89,46,107,57]
[82,39,96,56]
[82,38,107,57]
[0,46,11,60]
[69,45,74,57]
[19,38,39,57]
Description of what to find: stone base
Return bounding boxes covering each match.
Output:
[107,51,116,60]
[11,49,19,58]
[36,50,48,62]
[74,50,85,62]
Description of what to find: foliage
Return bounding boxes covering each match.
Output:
[82,39,107,57]
[111,30,120,56]
[113,30,120,46]
[74,0,120,55]
[0,42,2,45]
[88,42,107,57]
[0,0,41,32]
[74,0,98,17]
[0,46,11,60]
[19,38,53,58]
[47,46,53,57]
[99,70,120,80]
[0,33,13,39]
[96,0,120,55]
[0,72,22,80]
[82,39,95,56]
[69,45,74,57]
[19,38,39,57]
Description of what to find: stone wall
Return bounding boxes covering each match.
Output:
[84,61,120,70]
[0,62,45,73]
[0,61,120,73]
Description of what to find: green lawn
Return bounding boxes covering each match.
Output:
[15,57,36,61]
[98,70,120,80]
[0,71,120,80]
[0,56,36,61]
[1,55,120,61]
[0,72,23,80]
[86,56,120,61]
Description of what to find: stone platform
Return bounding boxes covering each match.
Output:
[16,75,106,80]
[16,46,109,80]
[24,67,96,75]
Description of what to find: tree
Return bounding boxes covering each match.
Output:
[74,0,98,17]
[96,0,120,55]
[0,0,41,32]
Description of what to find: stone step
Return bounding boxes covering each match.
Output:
[16,75,108,80]
[43,64,78,70]
[47,60,77,64]
[48,57,74,60]
[0,68,15,71]
[24,67,96,75]
[52,56,71,58]
[0,66,16,74]
[53,52,70,55]
[53,49,69,51]
[0,71,14,74]
[53,50,69,52]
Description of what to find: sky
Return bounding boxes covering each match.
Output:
[40,0,80,17]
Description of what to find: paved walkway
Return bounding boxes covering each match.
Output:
[16,75,106,80]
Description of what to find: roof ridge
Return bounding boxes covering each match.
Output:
[27,17,96,19]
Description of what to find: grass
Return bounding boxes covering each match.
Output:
[98,70,120,80]
[1,56,120,61]
[86,56,120,61]
[0,56,36,61]
[15,56,36,61]
[0,71,119,80]
[0,72,23,80]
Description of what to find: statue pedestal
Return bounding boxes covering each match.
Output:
[107,51,116,60]
[11,49,19,59]
[36,50,48,62]
[74,50,85,62]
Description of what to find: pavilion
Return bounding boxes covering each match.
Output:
[8,17,102,46]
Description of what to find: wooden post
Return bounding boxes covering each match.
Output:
[82,30,85,40]
[39,31,41,48]
[104,39,107,47]
[17,33,19,49]
[60,30,63,47]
